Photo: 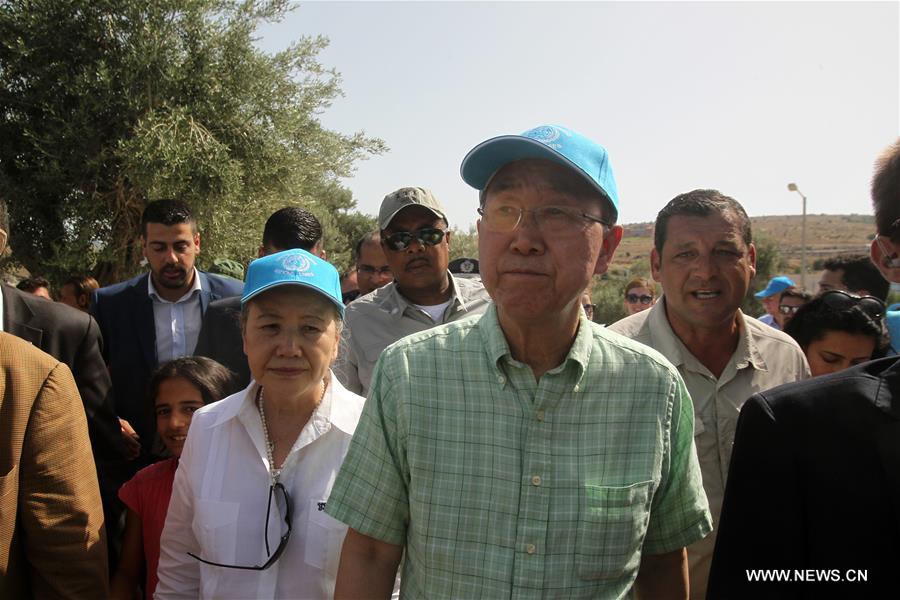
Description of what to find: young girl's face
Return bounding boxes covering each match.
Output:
[155,376,204,457]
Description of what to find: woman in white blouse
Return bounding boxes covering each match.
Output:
[156,249,365,599]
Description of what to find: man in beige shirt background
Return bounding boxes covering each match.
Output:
[609,189,809,599]
[335,187,491,396]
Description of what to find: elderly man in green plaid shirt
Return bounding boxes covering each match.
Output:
[326,125,712,599]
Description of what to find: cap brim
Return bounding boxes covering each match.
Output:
[460,135,617,222]
[241,280,344,317]
[379,205,446,230]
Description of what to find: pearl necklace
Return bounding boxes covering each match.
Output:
[256,381,327,485]
[257,387,281,484]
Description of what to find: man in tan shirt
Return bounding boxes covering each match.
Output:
[609,189,809,599]
[335,187,491,396]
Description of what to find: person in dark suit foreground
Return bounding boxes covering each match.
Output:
[708,138,900,599]
[0,332,108,599]
[193,206,326,389]
[92,200,242,464]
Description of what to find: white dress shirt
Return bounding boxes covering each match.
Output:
[148,270,203,362]
[155,372,365,599]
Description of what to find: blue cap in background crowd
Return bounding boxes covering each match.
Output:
[754,276,796,299]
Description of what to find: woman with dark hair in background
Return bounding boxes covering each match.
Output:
[622,276,656,316]
[784,290,887,377]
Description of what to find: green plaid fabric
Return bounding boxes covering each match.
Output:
[327,305,712,599]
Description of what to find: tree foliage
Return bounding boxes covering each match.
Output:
[742,231,782,315]
[0,0,385,283]
[448,225,479,261]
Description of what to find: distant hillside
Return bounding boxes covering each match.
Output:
[611,214,874,283]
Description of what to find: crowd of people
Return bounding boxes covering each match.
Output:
[2,124,900,599]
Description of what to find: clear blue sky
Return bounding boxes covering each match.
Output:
[257,1,899,229]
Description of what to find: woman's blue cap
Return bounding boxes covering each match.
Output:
[242,249,344,317]
[460,124,620,224]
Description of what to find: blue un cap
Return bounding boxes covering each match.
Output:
[242,249,344,317]
[754,276,796,299]
[460,124,620,224]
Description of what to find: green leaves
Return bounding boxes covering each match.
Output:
[0,0,384,283]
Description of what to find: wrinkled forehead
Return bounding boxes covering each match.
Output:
[665,211,747,247]
[483,159,606,208]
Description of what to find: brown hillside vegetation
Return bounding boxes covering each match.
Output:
[609,214,874,278]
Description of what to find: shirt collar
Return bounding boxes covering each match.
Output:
[210,370,357,433]
[147,268,202,303]
[382,271,464,321]
[480,303,591,383]
[734,311,768,371]
[325,373,362,434]
[648,298,765,373]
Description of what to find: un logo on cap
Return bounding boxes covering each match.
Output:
[527,125,562,145]
[281,253,312,274]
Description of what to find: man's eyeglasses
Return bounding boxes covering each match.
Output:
[357,265,392,275]
[625,293,653,305]
[820,290,885,321]
[188,482,292,570]
[477,204,610,234]
[778,304,803,316]
[583,303,596,319]
[874,235,900,269]
[383,228,448,252]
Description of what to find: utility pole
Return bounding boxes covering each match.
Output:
[787,183,807,288]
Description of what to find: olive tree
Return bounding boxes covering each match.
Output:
[0,0,384,283]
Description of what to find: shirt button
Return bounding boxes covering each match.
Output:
[531,475,542,486]
[536,410,545,421]
[498,376,506,384]
[526,544,536,555]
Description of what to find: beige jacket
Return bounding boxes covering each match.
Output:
[0,333,108,599]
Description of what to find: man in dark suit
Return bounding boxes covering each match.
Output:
[0,198,128,566]
[708,138,900,599]
[0,332,108,599]
[92,200,242,464]
[194,206,325,389]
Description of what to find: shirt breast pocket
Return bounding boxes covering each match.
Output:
[192,499,240,564]
[575,481,652,581]
[305,499,347,572]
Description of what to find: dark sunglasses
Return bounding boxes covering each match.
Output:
[188,482,292,570]
[626,293,653,305]
[383,228,448,252]
[778,304,802,315]
[820,289,885,320]
[583,303,596,314]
